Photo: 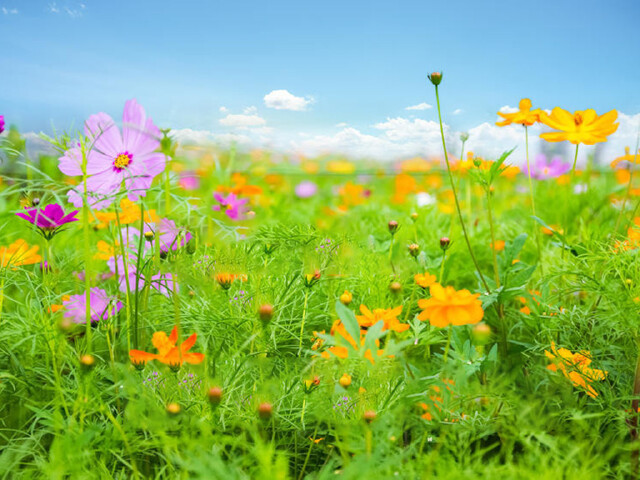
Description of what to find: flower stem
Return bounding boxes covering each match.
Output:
[114,206,132,352]
[525,126,543,272]
[81,144,93,352]
[133,201,145,349]
[565,143,580,242]
[439,250,447,284]
[443,324,452,363]
[486,190,500,288]
[434,85,490,292]
[298,289,310,356]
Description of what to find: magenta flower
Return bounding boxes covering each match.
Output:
[63,287,122,324]
[0,115,5,135]
[213,192,248,220]
[16,203,79,240]
[295,181,318,199]
[525,154,571,180]
[59,99,166,209]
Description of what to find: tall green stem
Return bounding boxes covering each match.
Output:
[525,126,543,271]
[298,289,310,356]
[486,190,500,288]
[434,85,490,292]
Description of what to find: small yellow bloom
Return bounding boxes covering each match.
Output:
[340,290,353,305]
[496,98,541,127]
[0,239,41,268]
[339,373,352,388]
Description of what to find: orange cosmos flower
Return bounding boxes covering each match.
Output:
[545,342,607,398]
[417,283,484,327]
[319,319,391,364]
[356,304,408,333]
[0,239,42,268]
[415,272,437,289]
[491,240,506,251]
[129,325,204,367]
[496,98,541,127]
[611,146,640,169]
[539,108,619,145]
[216,273,247,289]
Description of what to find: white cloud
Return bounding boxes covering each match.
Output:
[453,109,463,115]
[405,102,432,111]
[219,113,266,128]
[219,106,228,113]
[335,122,348,128]
[499,105,519,114]
[2,6,18,14]
[264,89,313,111]
[47,2,84,17]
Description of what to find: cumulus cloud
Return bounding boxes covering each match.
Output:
[499,105,519,114]
[2,6,18,14]
[453,109,463,115]
[405,102,432,111]
[219,112,266,128]
[264,89,313,111]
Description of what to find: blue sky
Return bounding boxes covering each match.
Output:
[1,0,639,160]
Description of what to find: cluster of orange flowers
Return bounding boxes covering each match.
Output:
[130,325,204,367]
[545,342,607,398]
[496,98,619,146]
[418,379,465,422]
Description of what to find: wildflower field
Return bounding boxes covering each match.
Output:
[1,81,640,479]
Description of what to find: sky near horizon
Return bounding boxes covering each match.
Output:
[1,0,639,162]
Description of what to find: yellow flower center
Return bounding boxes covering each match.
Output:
[114,152,132,169]
[574,113,583,126]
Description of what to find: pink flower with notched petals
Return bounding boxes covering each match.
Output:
[0,115,5,135]
[59,99,166,209]
[213,192,248,220]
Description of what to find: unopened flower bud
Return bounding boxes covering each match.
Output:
[439,237,451,251]
[339,373,352,388]
[144,231,155,242]
[460,132,469,142]
[390,281,402,293]
[473,158,482,168]
[258,402,273,420]
[472,323,492,345]
[259,304,273,322]
[363,410,377,423]
[166,402,181,416]
[410,212,418,222]
[32,197,41,206]
[208,386,223,405]
[388,220,399,235]
[80,354,95,372]
[428,71,443,86]
[408,243,420,257]
[340,290,353,305]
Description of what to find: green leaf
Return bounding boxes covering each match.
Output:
[335,300,361,346]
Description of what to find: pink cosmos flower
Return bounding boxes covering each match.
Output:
[295,181,318,198]
[0,115,5,135]
[144,218,192,253]
[16,203,79,240]
[59,99,166,209]
[524,154,571,180]
[178,172,200,191]
[213,192,248,220]
[63,287,122,324]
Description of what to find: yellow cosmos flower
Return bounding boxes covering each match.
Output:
[356,304,408,333]
[417,283,484,328]
[414,272,437,289]
[611,146,640,169]
[496,98,541,127]
[0,239,42,268]
[545,342,607,398]
[539,107,619,145]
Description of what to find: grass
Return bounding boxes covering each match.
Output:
[0,127,638,479]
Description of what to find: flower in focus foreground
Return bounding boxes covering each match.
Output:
[59,99,166,209]
[539,107,619,145]
[0,239,42,268]
[545,342,607,398]
[129,325,205,366]
[63,287,122,324]
[16,203,79,240]
[495,98,541,127]
[417,283,484,327]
